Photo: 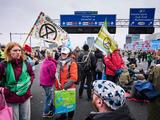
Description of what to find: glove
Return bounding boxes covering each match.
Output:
[64,80,75,90]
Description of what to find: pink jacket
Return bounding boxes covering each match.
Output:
[40,57,57,86]
[104,50,125,76]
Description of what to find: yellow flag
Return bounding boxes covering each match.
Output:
[95,25,118,54]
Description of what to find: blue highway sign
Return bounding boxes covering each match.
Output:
[129,8,155,27]
[60,14,116,27]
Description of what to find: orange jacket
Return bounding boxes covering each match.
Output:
[56,61,78,90]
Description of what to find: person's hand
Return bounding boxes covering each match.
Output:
[64,80,74,90]
[57,80,62,89]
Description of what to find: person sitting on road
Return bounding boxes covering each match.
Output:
[127,54,137,67]
[129,74,146,98]
[118,69,131,85]
[128,64,136,81]
[85,80,135,120]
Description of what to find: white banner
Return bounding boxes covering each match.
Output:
[24,12,69,46]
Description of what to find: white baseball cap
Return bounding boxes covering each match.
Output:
[61,47,70,54]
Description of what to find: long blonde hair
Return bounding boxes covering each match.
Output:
[4,42,25,61]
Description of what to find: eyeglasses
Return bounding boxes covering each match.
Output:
[11,49,21,52]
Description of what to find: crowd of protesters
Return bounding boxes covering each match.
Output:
[0,42,160,120]
[125,49,160,68]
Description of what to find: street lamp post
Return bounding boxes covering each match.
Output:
[9,32,28,43]
[10,32,12,42]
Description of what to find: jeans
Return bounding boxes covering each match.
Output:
[42,86,54,114]
[8,98,31,120]
[95,72,102,80]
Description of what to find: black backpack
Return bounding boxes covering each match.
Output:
[81,53,91,71]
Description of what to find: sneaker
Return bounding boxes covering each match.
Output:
[43,111,55,118]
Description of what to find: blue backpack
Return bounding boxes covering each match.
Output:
[134,81,159,100]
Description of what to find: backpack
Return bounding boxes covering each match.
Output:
[81,53,91,71]
[133,81,159,100]
[95,58,103,72]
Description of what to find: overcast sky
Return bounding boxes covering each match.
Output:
[0,0,160,49]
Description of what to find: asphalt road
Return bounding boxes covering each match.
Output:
[31,59,160,120]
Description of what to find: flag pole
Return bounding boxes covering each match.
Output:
[23,12,43,45]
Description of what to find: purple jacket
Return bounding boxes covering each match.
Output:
[40,57,57,86]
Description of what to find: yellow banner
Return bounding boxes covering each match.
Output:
[97,25,117,53]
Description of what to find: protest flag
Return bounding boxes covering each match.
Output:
[94,18,117,54]
[24,12,69,46]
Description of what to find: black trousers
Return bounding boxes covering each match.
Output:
[148,60,152,69]
[79,70,92,99]
[57,111,74,120]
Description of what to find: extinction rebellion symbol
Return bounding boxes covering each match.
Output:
[39,23,57,40]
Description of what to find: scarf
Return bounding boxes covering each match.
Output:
[55,57,72,85]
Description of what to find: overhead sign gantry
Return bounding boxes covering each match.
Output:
[60,11,116,34]
[129,8,155,34]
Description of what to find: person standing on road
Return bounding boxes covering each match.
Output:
[85,80,135,120]
[155,49,160,64]
[104,49,125,83]
[137,50,142,63]
[78,44,96,100]
[147,51,153,69]
[39,49,57,118]
[23,44,35,70]
[73,46,81,62]
[55,46,78,120]
[0,42,35,120]
[94,48,104,80]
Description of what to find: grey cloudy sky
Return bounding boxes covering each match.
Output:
[0,0,160,48]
